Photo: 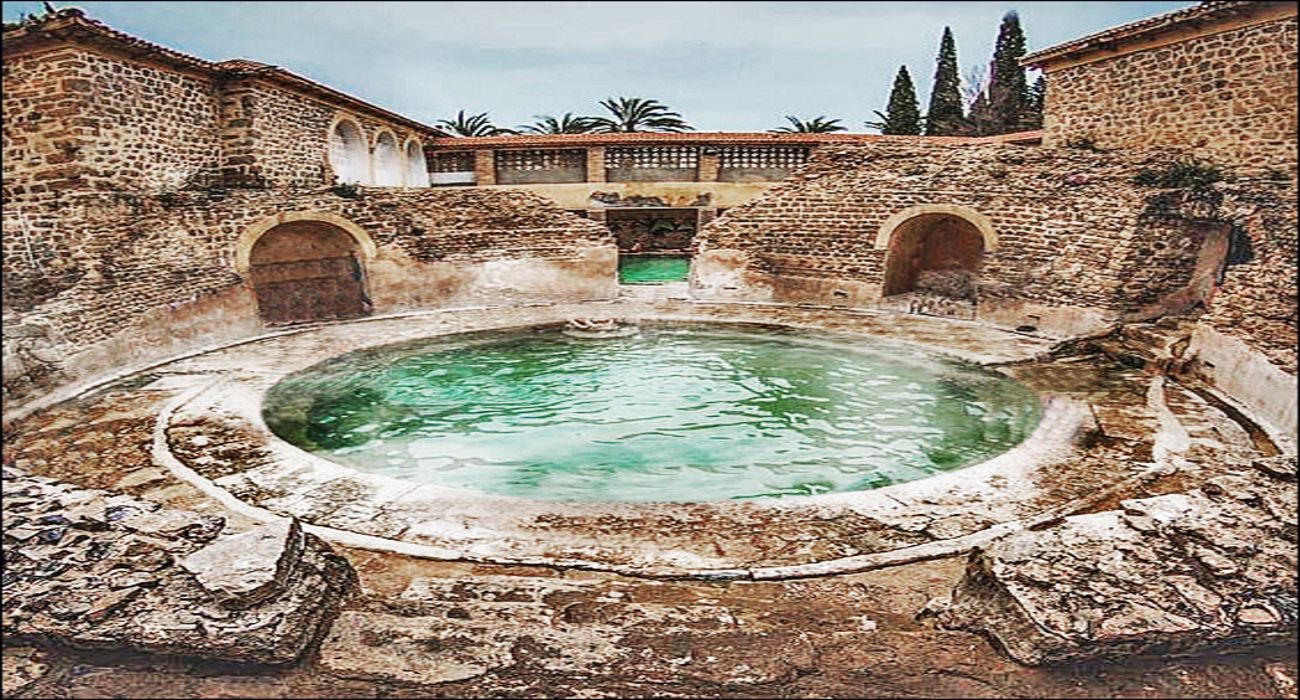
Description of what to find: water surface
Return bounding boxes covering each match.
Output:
[264,325,1042,502]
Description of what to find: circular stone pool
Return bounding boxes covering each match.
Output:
[262,324,1043,502]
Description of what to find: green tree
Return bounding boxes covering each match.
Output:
[769,115,848,133]
[967,89,994,136]
[435,110,516,137]
[518,113,599,134]
[866,66,922,135]
[987,11,1031,133]
[589,97,693,133]
[925,27,966,136]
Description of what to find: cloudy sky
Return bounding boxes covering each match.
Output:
[3,1,1191,132]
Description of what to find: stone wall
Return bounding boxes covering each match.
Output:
[2,45,224,197]
[2,186,614,412]
[1041,12,1298,177]
[695,143,1210,333]
[693,140,1297,441]
[241,80,432,189]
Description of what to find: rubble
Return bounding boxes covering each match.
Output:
[935,459,1297,665]
[2,466,355,664]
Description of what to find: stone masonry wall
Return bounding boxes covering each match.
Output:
[694,142,1297,372]
[1042,14,1298,177]
[2,187,613,409]
[240,80,432,189]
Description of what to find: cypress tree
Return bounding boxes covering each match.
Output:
[925,27,966,136]
[987,11,1030,133]
[869,66,922,135]
[967,90,994,136]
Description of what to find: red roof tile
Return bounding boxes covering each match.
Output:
[1023,1,1293,67]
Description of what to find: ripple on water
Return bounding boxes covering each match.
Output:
[263,325,1043,502]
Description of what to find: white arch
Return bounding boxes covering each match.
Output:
[404,138,429,187]
[372,130,402,187]
[874,203,998,251]
[328,118,369,185]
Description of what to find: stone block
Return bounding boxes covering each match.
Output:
[179,518,304,609]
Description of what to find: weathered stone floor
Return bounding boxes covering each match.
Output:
[5,552,1297,698]
[3,302,1296,697]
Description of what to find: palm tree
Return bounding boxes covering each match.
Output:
[517,113,599,134]
[588,97,693,133]
[435,110,516,137]
[769,115,847,133]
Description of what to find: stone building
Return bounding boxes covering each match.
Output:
[2,3,1296,444]
[2,8,613,408]
[1025,0,1297,177]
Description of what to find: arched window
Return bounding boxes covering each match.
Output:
[373,131,402,187]
[404,140,429,187]
[329,119,369,184]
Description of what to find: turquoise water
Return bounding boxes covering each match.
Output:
[618,255,690,284]
[263,325,1042,502]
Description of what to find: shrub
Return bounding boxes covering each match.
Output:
[1132,158,1223,190]
[330,182,361,199]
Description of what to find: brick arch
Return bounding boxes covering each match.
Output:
[879,208,989,299]
[236,211,376,274]
[874,204,997,251]
[238,213,376,325]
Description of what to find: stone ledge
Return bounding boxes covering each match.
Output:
[2,467,356,665]
[934,459,1297,665]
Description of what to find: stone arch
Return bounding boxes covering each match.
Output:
[236,211,376,274]
[878,206,992,299]
[874,204,997,251]
[239,213,375,325]
[328,117,369,185]
[403,138,429,187]
[372,130,403,187]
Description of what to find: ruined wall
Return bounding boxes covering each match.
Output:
[2,187,614,411]
[1042,13,1298,177]
[693,142,1296,355]
[695,143,1178,335]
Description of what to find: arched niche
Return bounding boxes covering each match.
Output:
[404,139,429,187]
[372,130,403,187]
[878,206,993,299]
[328,118,369,185]
[240,214,374,325]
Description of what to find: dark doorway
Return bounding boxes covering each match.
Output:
[249,221,369,325]
[882,214,984,299]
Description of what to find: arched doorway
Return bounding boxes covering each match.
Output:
[881,213,985,299]
[247,221,370,325]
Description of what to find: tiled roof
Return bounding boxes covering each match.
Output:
[3,9,445,138]
[1023,1,1292,66]
[427,130,1042,150]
